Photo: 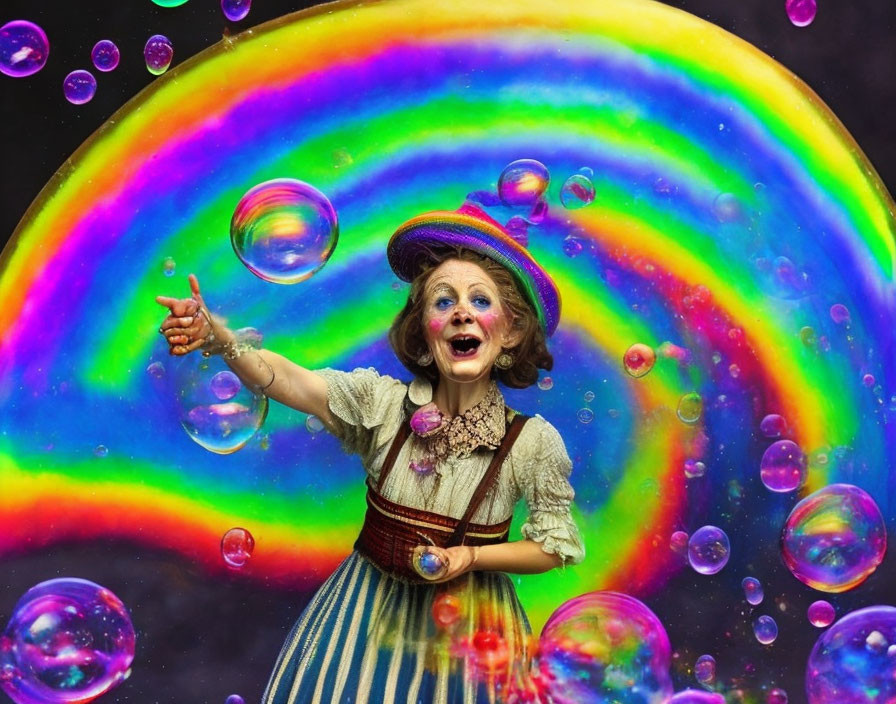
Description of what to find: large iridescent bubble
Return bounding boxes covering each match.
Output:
[806,606,896,704]
[0,579,135,704]
[781,484,887,592]
[534,591,673,704]
[0,20,49,78]
[666,691,725,704]
[230,179,339,284]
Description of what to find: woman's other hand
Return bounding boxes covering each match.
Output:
[156,274,213,355]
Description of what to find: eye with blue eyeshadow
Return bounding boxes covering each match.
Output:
[472,295,491,310]
[435,297,454,311]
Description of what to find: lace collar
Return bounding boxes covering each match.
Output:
[407,379,506,460]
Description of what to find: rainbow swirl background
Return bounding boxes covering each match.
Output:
[1,0,894,664]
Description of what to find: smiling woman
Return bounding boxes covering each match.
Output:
[155,201,584,703]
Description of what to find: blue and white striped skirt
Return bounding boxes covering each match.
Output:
[263,551,532,704]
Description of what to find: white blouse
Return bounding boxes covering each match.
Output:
[315,367,585,565]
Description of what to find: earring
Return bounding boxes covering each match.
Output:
[417,350,433,366]
[495,352,514,370]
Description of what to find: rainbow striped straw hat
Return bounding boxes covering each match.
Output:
[387,203,561,336]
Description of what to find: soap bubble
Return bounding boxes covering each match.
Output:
[688,526,730,575]
[808,600,836,628]
[759,413,787,438]
[583,391,595,403]
[230,178,339,284]
[759,440,806,493]
[209,370,241,401]
[677,393,703,424]
[767,688,788,704]
[781,484,886,592]
[684,459,706,479]
[786,0,817,27]
[711,192,742,222]
[753,614,778,645]
[667,691,725,704]
[224,696,245,704]
[144,34,173,75]
[162,353,268,454]
[576,408,595,424]
[537,376,553,391]
[221,527,255,568]
[829,303,850,324]
[559,174,596,209]
[742,577,764,606]
[0,578,135,704]
[694,654,716,685]
[93,444,109,458]
[623,343,656,378]
[534,591,673,704]
[0,20,49,77]
[62,70,96,105]
[799,326,817,347]
[305,415,324,433]
[562,235,584,257]
[91,40,119,72]
[162,257,176,276]
[431,594,462,629]
[806,606,896,703]
[151,0,190,6]
[861,373,875,387]
[497,159,550,207]
[670,530,689,555]
[221,0,252,21]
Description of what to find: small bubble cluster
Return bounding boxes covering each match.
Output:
[781,483,886,592]
[231,178,339,284]
[0,20,49,77]
[806,606,896,703]
[144,34,174,75]
[535,591,673,704]
[688,526,730,575]
[684,459,706,479]
[63,70,97,105]
[497,159,550,207]
[0,579,135,704]
[221,527,255,568]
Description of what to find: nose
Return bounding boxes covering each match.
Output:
[452,305,474,325]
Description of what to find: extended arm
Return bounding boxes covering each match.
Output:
[156,274,333,426]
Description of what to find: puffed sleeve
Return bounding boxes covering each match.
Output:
[518,417,585,566]
[313,367,407,457]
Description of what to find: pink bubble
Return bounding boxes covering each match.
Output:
[694,654,716,684]
[62,70,97,105]
[221,527,255,568]
[785,0,817,27]
[0,579,135,704]
[862,373,875,388]
[91,39,120,72]
[0,20,49,77]
[667,691,725,704]
[760,439,806,493]
[767,688,788,704]
[829,303,850,324]
[808,600,836,628]
[210,370,241,401]
[670,530,689,555]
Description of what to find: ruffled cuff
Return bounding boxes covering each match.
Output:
[521,513,585,566]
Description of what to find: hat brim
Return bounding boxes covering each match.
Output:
[387,210,560,336]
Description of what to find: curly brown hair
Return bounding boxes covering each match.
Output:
[388,247,553,389]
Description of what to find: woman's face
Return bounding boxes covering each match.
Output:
[421,258,520,385]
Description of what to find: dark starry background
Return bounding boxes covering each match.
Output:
[0,2,894,703]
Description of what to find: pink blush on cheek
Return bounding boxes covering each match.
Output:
[427,318,446,334]
[477,312,499,330]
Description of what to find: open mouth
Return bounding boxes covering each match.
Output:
[449,336,481,357]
